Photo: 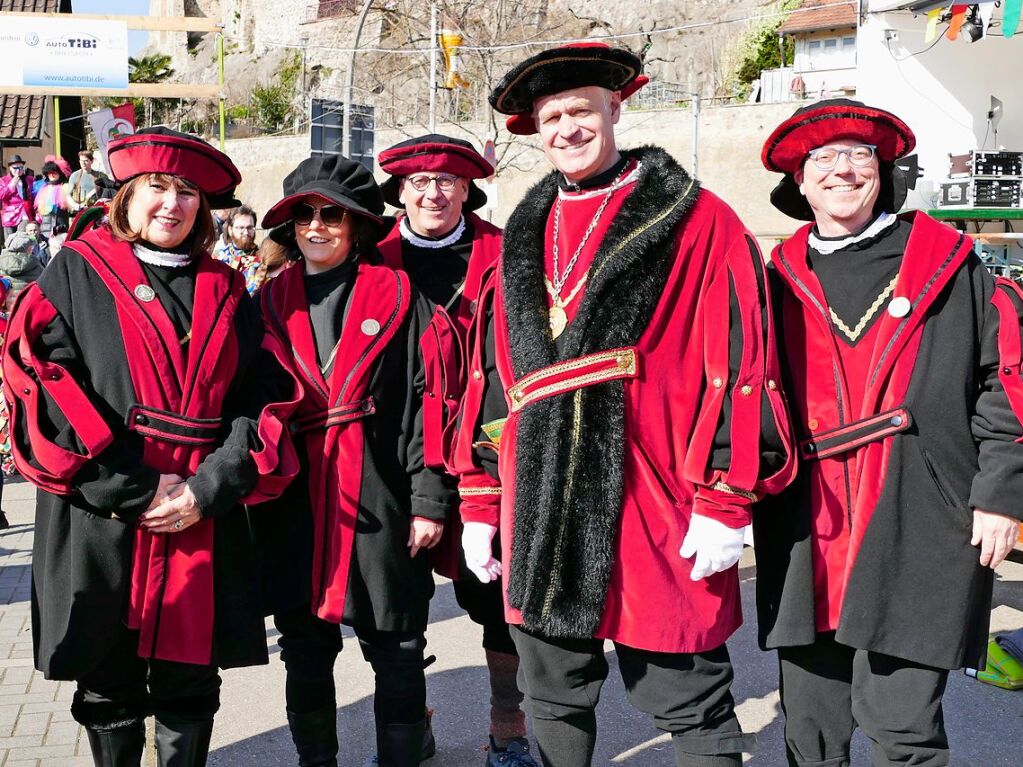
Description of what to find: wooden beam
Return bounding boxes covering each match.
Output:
[3,12,222,33]
[0,84,223,99]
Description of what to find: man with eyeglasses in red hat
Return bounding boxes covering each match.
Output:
[377,135,539,766]
[756,98,1023,766]
[453,43,796,766]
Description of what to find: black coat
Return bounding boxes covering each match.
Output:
[754,213,1023,671]
[8,243,290,679]
[253,259,453,632]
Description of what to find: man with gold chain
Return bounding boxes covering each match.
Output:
[452,43,796,766]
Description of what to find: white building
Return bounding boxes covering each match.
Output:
[858,1,1023,210]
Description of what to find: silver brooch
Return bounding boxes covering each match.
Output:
[134,285,156,303]
[361,319,381,336]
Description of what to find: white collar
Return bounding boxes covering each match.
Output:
[399,215,466,249]
[133,242,192,267]
[809,213,898,255]
[557,162,643,201]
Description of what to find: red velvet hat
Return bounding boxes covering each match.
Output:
[378,134,493,211]
[106,127,242,203]
[761,98,915,174]
[489,42,649,136]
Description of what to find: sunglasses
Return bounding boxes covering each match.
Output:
[293,203,347,227]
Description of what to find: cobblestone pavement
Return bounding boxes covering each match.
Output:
[1,475,1022,766]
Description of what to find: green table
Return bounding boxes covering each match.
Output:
[926,209,1023,276]
[927,208,1023,222]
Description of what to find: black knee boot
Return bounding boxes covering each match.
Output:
[375,718,426,767]
[532,714,597,767]
[287,707,339,767]
[84,720,146,767]
[154,715,214,767]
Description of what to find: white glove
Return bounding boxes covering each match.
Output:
[462,522,502,583]
[679,514,747,581]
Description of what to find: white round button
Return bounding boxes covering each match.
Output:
[361,319,381,336]
[888,296,911,318]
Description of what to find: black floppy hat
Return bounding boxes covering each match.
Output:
[262,154,385,229]
[489,42,649,135]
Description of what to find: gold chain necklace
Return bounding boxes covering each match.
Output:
[547,163,630,338]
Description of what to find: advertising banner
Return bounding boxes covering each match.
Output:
[0,17,128,91]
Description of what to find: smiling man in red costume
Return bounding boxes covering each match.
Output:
[756,98,1023,767]
[453,43,796,767]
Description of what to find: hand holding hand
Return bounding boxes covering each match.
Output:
[462,522,501,583]
[679,514,747,581]
[141,481,203,534]
[408,518,444,558]
[145,473,185,511]
[972,509,1020,569]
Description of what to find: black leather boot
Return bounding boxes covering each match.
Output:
[154,716,214,767]
[375,718,426,767]
[286,707,339,767]
[84,719,146,767]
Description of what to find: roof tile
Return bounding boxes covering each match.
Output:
[778,0,858,34]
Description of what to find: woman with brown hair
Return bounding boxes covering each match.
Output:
[2,127,299,766]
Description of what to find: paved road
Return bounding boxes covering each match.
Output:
[1,476,1021,766]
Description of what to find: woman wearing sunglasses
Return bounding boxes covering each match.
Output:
[253,154,451,767]
[1,127,300,766]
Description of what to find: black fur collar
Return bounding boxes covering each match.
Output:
[501,146,701,637]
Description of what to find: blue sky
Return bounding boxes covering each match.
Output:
[74,0,150,55]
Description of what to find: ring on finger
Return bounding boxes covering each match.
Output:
[173,519,184,530]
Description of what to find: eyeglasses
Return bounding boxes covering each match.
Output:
[406,174,460,192]
[293,203,347,227]
[807,144,877,171]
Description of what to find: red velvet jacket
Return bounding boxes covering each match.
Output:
[378,212,503,578]
[455,148,795,652]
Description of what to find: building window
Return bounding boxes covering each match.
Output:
[803,33,856,71]
[310,99,376,171]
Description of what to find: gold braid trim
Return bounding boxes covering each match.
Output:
[829,274,899,342]
[459,486,502,498]
[711,481,760,503]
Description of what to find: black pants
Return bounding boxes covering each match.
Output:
[70,626,221,729]
[274,606,426,725]
[778,634,950,767]
[511,626,752,765]
[453,531,516,655]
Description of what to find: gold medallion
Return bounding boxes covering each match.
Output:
[549,305,568,338]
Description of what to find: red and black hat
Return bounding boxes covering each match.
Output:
[262,153,385,229]
[106,127,242,206]
[489,42,649,136]
[378,134,493,211]
[761,98,915,174]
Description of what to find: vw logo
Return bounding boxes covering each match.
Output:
[25,33,39,46]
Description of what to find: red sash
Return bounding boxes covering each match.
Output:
[262,261,411,622]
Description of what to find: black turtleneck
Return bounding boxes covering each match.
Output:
[401,217,475,309]
[808,217,911,345]
[136,240,197,342]
[558,154,630,192]
[304,258,357,370]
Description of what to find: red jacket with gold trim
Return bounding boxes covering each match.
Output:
[454,147,795,652]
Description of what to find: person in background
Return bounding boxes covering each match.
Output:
[1,155,37,238]
[33,159,71,239]
[756,98,1023,767]
[214,205,262,294]
[0,231,44,300]
[0,273,11,527]
[2,127,300,767]
[376,134,538,766]
[18,220,49,268]
[67,150,110,213]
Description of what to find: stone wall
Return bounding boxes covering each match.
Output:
[226,100,800,245]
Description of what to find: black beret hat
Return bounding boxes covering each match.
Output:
[262,154,385,228]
